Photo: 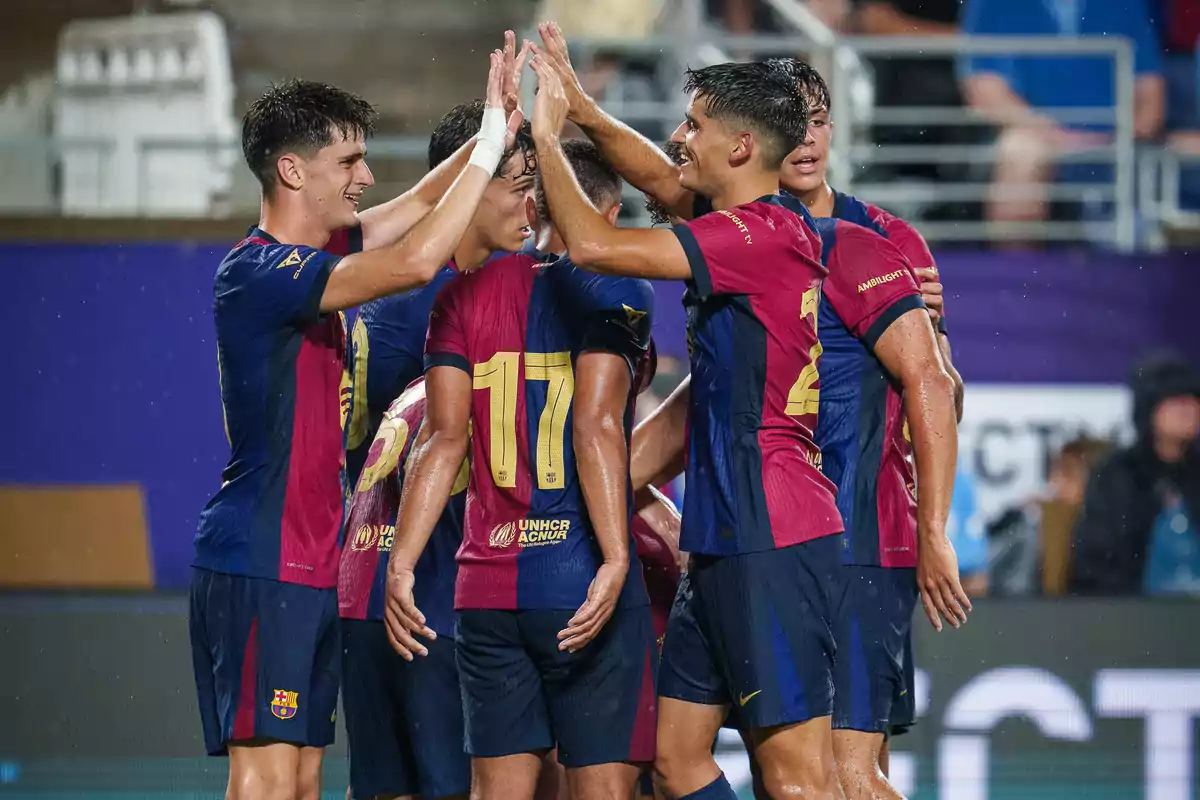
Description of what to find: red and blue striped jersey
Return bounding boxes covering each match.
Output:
[337,379,466,635]
[811,191,929,568]
[194,226,362,588]
[672,196,842,556]
[425,253,654,611]
[344,263,459,489]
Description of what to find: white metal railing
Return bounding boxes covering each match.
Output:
[0,20,1195,249]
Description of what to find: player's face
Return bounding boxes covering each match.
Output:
[302,130,374,230]
[779,103,831,196]
[476,150,537,253]
[669,94,725,194]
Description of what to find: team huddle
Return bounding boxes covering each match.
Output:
[189,22,971,800]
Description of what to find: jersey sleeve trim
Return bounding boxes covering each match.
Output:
[671,223,713,297]
[348,225,364,254]
[863,293,926,351]
[301,256,339,324]
[425,352,471,373]
[578,310,650,376]
[937,316,949,336]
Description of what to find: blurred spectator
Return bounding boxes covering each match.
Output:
[959,0,1165,230]
[853,0,988,223]
[986,435,1111,596]
[947,464,989,595]
[1070,354,1200,596]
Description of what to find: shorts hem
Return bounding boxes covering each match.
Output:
[831,719,891,734]
[657,686,728,707]
[741,709,834,732]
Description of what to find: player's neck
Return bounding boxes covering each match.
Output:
[797,182,835,218]
[709,172,783,211]
[453,229,492,272]
[535,225,566,256]
[257,199,333,250]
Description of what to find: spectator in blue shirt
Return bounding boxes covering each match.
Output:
[947,465,990,595]
[959,0,1165,230]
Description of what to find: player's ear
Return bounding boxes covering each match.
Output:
[525,194,539,229]
[603,202,621,226]
[276,153,304,192]
[729,132,753,168]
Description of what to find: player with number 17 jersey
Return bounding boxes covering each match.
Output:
[423,250,657,768]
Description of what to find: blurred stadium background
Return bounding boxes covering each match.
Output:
[1,0,1198,797]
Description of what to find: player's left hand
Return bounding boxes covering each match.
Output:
[500,30,532,116]
[529,55,570,144]
[558,561,627,652]
[384,566,437,660]
[917,533,972,632]
[915,267,944,321]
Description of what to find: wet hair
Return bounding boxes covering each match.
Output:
[242,79,378,191]
[764,57,832,113]
[645,141,686,225]
[427,99,536,179]
[682,61,809,168]
[535,139,622,222]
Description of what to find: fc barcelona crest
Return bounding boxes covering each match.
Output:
[271,689,299,720]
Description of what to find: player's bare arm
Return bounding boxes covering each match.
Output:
[358,32,531,250]
[873,310,972,631]
[635,484,685,574]
[913,265,965,421]
[385,365,472,660]
[558,350,635,652]
[319,51,523,312]
[529,59,693,280]
[534,21,696,221]
[630,375,690,492]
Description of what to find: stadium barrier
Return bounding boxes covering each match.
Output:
[0,595,1195,798]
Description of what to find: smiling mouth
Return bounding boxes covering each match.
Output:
[792,156,818,167]
[345,193,361,208]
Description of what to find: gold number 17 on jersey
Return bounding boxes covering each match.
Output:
[473,351,575,490]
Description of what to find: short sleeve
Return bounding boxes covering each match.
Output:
[424,279,470,374]
[227,242,340,329]
[550,260,655,374]
[818,219,925,350]
[872,213,948,334]
[671,207,788,298]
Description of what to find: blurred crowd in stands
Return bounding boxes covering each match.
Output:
[541,0,1200,229]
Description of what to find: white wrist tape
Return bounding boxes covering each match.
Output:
[477,107,508,144]
[468,107,509,175]
[467,138,505,175]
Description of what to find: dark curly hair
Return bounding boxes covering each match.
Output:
[427,100,536,180]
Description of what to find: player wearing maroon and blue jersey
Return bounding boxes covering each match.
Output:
[529,36,845,799]
[384,135,657,800]
[337,379,470,800]
[345,85,538,489]
[189,55,526,800]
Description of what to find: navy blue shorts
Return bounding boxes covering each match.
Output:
[188,568,339,755]
[832,565,918,735]
[659,536,842,730]
[456,606,657,768]
[341,618,469,799]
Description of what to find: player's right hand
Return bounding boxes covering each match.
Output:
[530,56,569,144]
[535,22,591,121]
[917,533,972,632]
[484,49,525,151]
[557,561,626,652]
[914,267,944,320]
[384,567,436,660]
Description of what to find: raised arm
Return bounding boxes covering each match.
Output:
[535,22,696,221]
[529,58,692,280]
[357,32,530,250]
[320,51,522,312]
